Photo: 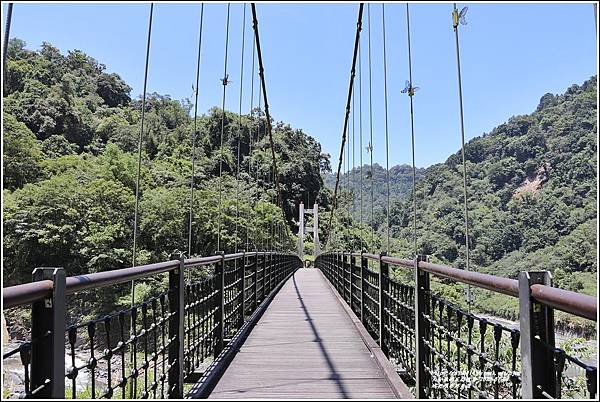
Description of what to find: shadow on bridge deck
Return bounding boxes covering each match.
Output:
[207,268,407,399]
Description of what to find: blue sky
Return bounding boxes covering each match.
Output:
[2,2,597,168]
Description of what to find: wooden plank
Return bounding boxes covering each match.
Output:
[322,266,415,399]
[207,268,402,399]
[186,268,298,399]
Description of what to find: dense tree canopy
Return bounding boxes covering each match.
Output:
[326,76,597,324]
[2,39,330,301]
[2,39,596,329]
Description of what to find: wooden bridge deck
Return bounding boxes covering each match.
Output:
[209,268,401,399]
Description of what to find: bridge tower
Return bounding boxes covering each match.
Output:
[297,202,320,259]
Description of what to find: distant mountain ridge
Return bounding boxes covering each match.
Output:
[326,77,597,306]
[324,163,425,225]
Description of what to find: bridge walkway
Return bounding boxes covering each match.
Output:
[209,268,405,399]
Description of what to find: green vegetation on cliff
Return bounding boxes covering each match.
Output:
[326,77,597,327]
[2,39,330,301]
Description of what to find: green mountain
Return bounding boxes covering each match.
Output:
[329,77,597,304]
[2,38,596,327]
[324,163,425,227]
[2,39,329,296]
[412,77,596,280]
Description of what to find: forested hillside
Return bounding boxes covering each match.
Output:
[2,39,330,297]
[324,163,425,227]
[327,77,597,324]
[2,38,596,329]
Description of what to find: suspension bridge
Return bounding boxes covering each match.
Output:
[1,2,598,400]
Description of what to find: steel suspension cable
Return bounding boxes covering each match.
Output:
[351,83,355,251]
[274,172,278,250]
[256,85,263,250]
[271,167,276,251]
[269,167,273,251]
[342,150,346,248]
[345,121,349,245]
[359,37,364,251]
[131,3,154,308]
[452,3,472,310]
[406,4,418,260]
[130,4,153,374]
[251,3,292,246]
[595,3,597,36]
[325,3,364,248]
[367,4,375,248]
[2,2,14,89]
[235,3,247,253]
[246,30,256,251]
[217,3,231,253]
[341,124,344,248]
[188,4,205,259]
[382,4,391,253]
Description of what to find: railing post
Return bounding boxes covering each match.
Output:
[415,254,430,399]
[253,251,258,311]
[330,253,334,286]
[333,252,337,289]
[336,251,341,292]
[341,252,345,300]
[346,253,351,304]
[214,252,225,358]
[268,251,273,293]
[360,252,367,326]
[379,252,389,356]
[239,250,246,328]
[350,253,357,313]
[168,254,185,398]
[342,252,347,302]
[340,252,344,295]
[261,252,266,302]
[275,252,279,284]
[31,267,66,399]
[265,251,269,294]
[519,271,556,399]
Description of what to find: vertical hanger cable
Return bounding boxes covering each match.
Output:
[188,4,205,259]
[382,4,391,253]
[217,3,231,252]
[452,3,472,310]
[406,4,418,260]
[235,3,247,253]
[367,4,375,248]
[131,3,154,307]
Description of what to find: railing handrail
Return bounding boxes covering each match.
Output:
[185,254,223,267]
[382,255,414,268]
[322,251,597,321]
[65,259,180,296]
[315,251,598,399]
[530,283,597,321]
[418,260,519,297]
[362,252,380,260]
[2,280,54,309]
[2,251,293,310]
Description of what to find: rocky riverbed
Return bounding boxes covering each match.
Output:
[3,341,110,399]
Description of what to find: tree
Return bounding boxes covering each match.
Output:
[3,113,44,189]
[42,135,79,157]
[96,73,132,107]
